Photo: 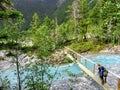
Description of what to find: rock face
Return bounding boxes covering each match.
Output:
[13,0,65,18]
[100,45,120,54]
[57,0,65,5]
[50,75,103,90]
[0,50,13,72]
[0,50,38,72]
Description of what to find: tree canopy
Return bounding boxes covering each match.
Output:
[0,0,22,19]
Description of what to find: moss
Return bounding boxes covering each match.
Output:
[68,41,111,54]
[69,42,94,53]
[0,56,5,61]
[62,57,72,64]
[91,44,106,53]
[21,46,37,53]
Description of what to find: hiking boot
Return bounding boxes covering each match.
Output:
[104,80,107,83]
[102,81,104,85]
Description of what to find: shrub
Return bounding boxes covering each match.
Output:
[0,56,4,61]
[69,42,94,53]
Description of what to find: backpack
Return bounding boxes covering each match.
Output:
[103,68,108,77]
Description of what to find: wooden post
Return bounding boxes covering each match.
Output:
[92,64,95,74]
[84,59,87,68]
[77,56,81,63]
[82,59,87,75]
[118,78,120,90]
[74,54,77,60]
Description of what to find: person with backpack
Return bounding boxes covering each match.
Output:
[97,63,108,85]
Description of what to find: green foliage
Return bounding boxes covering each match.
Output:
[30,13,40,31]
[21,16,60,90]
[88,0,98,9]
[69,42,94,52]
[0,76,10,90]
[22,63,59,90]
[89,1,102,25]
[0,18,26,90]
[69,42,107,53]
[54,0,73,24]
[85,0,120,45]
[0,29,8,40]
[21,46,38,53]
[0,0,13,6]
[62,57,73,64]
[58,22,68,44]
[0,56,4,61]
[91,44,105,53]
[7,42,19,49]
[29,16,57,57]
[0,0,22,19]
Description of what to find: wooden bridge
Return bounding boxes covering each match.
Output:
[64,47,120,90]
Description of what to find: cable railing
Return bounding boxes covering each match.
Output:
[64,47,120,90]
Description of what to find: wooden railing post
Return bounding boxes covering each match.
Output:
[118,78,120,90]
[77,56,79,61]
[77,56,81,63]
[84,59,87,68]
[92,64,95,74]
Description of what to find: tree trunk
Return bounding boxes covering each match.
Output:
[16,56,21,90]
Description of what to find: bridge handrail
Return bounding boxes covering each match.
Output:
[65,47,96,64]
[65,47,120,79]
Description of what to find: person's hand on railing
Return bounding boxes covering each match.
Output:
[94,70,99,75]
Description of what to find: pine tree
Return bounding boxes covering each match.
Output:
[23,16,58,90]
[30,13,40,31]
[0,0,22,19]
[77,0,89,42]
[99,0,120,44]
[66,0,81,40]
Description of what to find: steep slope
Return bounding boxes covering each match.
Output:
[14,0,59,18]
[13,0,59,28]
[54,0,73,24]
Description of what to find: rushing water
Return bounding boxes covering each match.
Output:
[87,54,120,65]
[51,54,120,90]
[0,54,120,90]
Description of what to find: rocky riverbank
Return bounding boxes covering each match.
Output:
[50,75,103,90]
[0,45,120,72]
[50,63,120,90]
[99,45,120,54]
[0,46,120,90]
[0,50,39,72]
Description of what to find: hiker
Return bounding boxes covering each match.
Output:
[97,63,108,85]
